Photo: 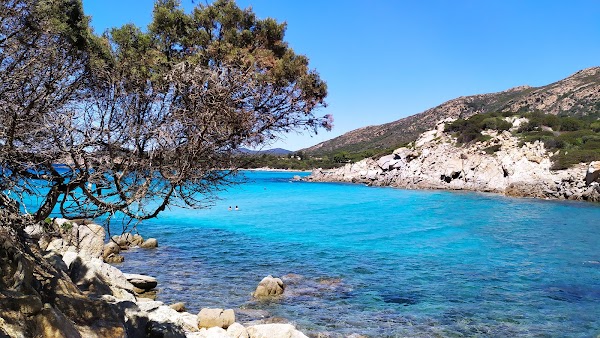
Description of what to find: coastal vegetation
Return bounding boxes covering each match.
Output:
[302,68,600,158]
[446,111,600,169]
[240,145,405,170]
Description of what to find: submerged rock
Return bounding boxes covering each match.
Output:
[253,275,285,298]
[140,238,158,248]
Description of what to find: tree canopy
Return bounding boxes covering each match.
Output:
[0,0,330,231]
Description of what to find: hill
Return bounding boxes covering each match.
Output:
[304,67,600,156]
[238,147,293,155]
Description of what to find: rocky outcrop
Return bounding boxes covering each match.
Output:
[253,275,285,298]
[0,223,131,338]
[3,217,312,338]
[38,219,105,260]
[111,233,144,249]
[123,273,159,300]
[306,120,600,202]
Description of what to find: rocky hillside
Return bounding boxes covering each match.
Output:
[305,67,600,156]
[305,120,600,202]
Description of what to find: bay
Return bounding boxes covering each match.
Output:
[117,171,600,337]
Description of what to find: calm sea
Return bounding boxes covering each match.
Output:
[116,171,600,337]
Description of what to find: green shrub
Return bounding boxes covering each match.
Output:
[60,221,73,232]
[481,117,512,131]
[557,130,597,146]
[483,144,501,154]
[559,117,585,131]
[581,139,600,150]
[517,120,540,133]
[551,149,600,170]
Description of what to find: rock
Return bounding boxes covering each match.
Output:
[43,252,68,273]
[75,223,105,259]
[137,300,164,313]
[131,234,144,246]
[43,220,105,260]
[245,324,308,338]
[585,161,600,185]
[111,233,144,249]
[23,222,45,239]
[67,255,135,300]
[45,238,65,253]
[170,302,186,312]
[136,289,158,300]
[140,238,158,248]
[61,251,79,268]
[176,312,200,332]
[142,304,198,333]
[253,275,285,298]
[103,242,120,259]
[104,253,125,264]
[123,273,158,290]
[112,234,131,248]
[376,154,396,170]
[146,321,187,338]
[189,327,230,338]
[198,308,235,329]
[227,322,249,338]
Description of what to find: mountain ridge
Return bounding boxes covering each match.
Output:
[304,67,600,155]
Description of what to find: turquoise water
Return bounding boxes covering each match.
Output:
[117,171,600,337]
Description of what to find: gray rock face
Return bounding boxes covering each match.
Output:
[43,220,105,260]
[197,308,235,329]
[253,275,285,298]
[67,255,135,301]
[306,121,600,202]
[585,161,600,186]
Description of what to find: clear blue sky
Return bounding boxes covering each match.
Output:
[82,0,600,151]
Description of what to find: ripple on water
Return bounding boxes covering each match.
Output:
[117,171,600,337]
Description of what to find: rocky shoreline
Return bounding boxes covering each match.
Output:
[304,119,600,202]
[0,218,311,338]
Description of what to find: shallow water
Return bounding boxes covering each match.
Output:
[116,171,600,337]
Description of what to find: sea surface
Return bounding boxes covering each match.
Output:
[116,171,600,337]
